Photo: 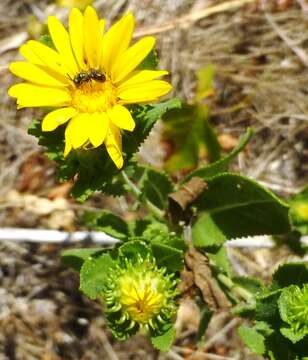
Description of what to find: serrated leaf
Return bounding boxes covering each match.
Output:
[280,327,306,344]
[183,128,253,183]
[150,325,176,352]
[272,263,308,288]
[255,290,281,323]
[61,248,104,271]
[119,240,152,262]
[192,173,290,249]
[93,211,128,240]
[151,243,184,272]
[80,254,115,299]
[238,325,266,355]
[138,166,173,210]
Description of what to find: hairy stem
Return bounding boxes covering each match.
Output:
[217,273,253,302]
[121,171,165,219]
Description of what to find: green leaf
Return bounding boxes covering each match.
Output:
[207,246,232,276]
[138,166,173,210]
[28,98,181,202]
[192,173,290,249]
[196,302,213,343]
[119,240,152,262]
[150,325,176,352]
[255,290,281,323]
[273,263,308,288]
[195,64,216,102]
[232,276,263,295]
[151,243,184,272]
[80,254,115,299]
[183,128,253,183]
[238,325,266,355]
[61,248,104,271]
[163,104,210,172]
[138,49,158,70]
[93,211,129,240]
[39,34,55,49]
[289,186,308,235]
[280,327,306,344]
[203,118,221,162]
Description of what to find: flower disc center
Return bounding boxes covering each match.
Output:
[71,80,117,113]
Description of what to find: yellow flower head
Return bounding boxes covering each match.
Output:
[103,255,178,340]
[8,6,172,169]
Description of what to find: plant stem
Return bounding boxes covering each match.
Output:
[121,171,165,219]
[217,273,253,302]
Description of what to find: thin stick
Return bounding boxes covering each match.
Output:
[134,0,256,38]
[265,12,308,67]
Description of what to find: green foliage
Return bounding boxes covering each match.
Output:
[162,103,220,172]
[237,262,308,359]
[39,34,55,48]
[192,173,290,249]
[138,49,159,70]
[196,301,213,343]
[238,325,266,355]
[195,64,216,102]
[28,98,181,201]
[130,165,173,210]
[151,243,184,272]
[80,253,115,299]
[150,325,176,352]
[278,284,308,343]
[289,186,308,235]
[183,128,253,183]
[86,211,129,240]
[61,248,104,271]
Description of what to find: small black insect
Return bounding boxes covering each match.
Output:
[73,69,106,86]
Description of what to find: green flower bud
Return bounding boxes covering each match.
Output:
[278,284,308,335]
[101,255,179,340]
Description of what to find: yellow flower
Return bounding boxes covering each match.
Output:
[118,272,164,323]
[8,6,172,169]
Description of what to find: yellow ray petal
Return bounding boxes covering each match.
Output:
[48,15,78,75]
[69,8,85,69]
[83,6,102,69]
[99,19,105,35]
[105,123,123,169]
[19,43,44,65]
[88,112,109,147]
[65,113,89,149]
[101,12,134,74]
[42,107,78,131]
[64,137,72,157]
[8,83,71,108]
[112,37,156,83]
[108,105,135,131]
[117,80,172,103]
[26,40,68,76]
[9,62,68,87]
[118,70,168,89]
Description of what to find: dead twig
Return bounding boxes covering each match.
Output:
[265,12,308,67]
[134,0,256,38]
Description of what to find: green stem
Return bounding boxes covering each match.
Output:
[218,273,253,302]
[121,171,165,219]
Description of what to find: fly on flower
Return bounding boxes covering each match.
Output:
[8,7,172,169]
